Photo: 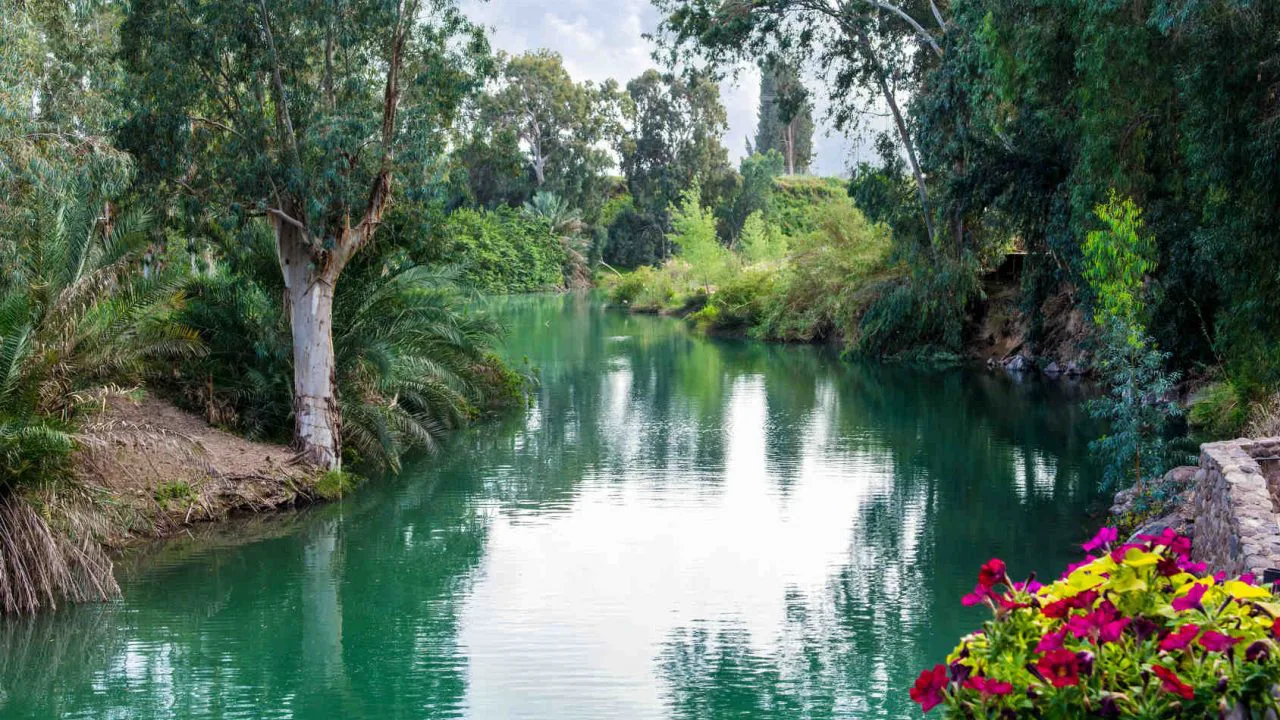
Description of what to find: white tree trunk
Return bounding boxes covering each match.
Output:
[277,222,341,469]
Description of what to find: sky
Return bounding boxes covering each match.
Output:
[460,0,873,177]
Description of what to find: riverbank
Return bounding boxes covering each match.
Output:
[73,395,330,547]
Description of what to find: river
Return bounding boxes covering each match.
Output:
[0,294,1102,719]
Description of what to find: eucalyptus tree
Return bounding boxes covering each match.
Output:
[653,0,946,244]
[119,0,490,468]
[468,50,623,216]
[619,69,733,218]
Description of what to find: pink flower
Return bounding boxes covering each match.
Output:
[1240,573,1256,585]
[1171,584,1207,613]
[978,559,1007,589]
[1198,630,1241,653]
[1099,618,1131,644]
[1138,528,1192,558]
[1159,624,1200,651]
[1177,557,1208,575]
[964,676,1014,697]
[1066,601,1120,641]
[1109,543,1146,564]
[1083,527,1119,553]
[910,664,948,713]
[1060,555,1098,580]
[961,585,990,607]
[1152,665,1195,700]
[1036,629,1066,653]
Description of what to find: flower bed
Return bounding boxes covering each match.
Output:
[912,528,1280,717]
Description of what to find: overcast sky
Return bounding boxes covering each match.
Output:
[461,0,872,177]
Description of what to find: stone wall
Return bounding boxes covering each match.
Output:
[1191,438,1280,577]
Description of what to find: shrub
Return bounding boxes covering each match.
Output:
[690,268,776,334]
[913,528,1280,718]
[667,184,734,292]
[1189,380,1250,441]
[854,259,983,358]
[755,201,895,345]
[433,206,566,293]
[1083,195,1187,490]
[737,211,787,266]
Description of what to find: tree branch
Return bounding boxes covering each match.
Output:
[859,0,942,56]
[929,0,947,33]
[258,0,304,176]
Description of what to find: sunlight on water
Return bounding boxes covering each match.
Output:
[0,294,1101,719]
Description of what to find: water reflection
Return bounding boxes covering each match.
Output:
[0,294,1100,719]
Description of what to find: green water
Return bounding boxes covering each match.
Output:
[0,294,1103,719]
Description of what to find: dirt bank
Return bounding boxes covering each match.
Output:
[73,394,322,545]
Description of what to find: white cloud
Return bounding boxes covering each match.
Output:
[460,0,863,176]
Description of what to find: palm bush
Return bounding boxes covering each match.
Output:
[523,191,591,287]
[176,225,513,474]
[0,170,199,614]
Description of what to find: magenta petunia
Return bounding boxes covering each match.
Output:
[1152,665,1195,700]
[1083,527,1119,553]
[1098,618,1131,644]
[1171,583,1207,613]
[1036,649,1081,688]
[1159,624,1200,652]
[1035,629,1066,653]
[964,676,1014,697]
[1198,630,1242,653]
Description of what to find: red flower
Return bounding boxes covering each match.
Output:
[1171,583,1207,613]
[1036,649,1081,688]
[964,676,1014,697]
[910,664,949,713]
[1065,601,1120,641]
[979,559,1007,589]
[1272,618,1280,640]
[1198,630,1241,653]
[1152,665,1195,700]
[1159,624,1199,652]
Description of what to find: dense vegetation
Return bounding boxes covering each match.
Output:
[647,0,1280,499]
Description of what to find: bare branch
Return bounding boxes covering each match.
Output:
[860,0,942,56]
[929,0,947,33]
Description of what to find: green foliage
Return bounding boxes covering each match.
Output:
[737,211,787,266]
[690,269,776,335]
[460,50,623,219]
[603,265,676,313]
[666,184,733,291]
[855,258,982,359]
[434,207,567,293]
[757,201,894,345]
[0,168,199,492]
[1083,195,1156,347]
[752,59,813,175]
[718,151,784,243]
[769,176,851,237]
[618,69,735,234]
[1188,381,1250,441]
[1082,197,1186,490]
[311,469,362,501]
[154,480,196,508]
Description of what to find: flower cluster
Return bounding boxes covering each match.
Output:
[911,528,1280,717]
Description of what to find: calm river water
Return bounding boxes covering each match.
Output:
[0,294,1103,719]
